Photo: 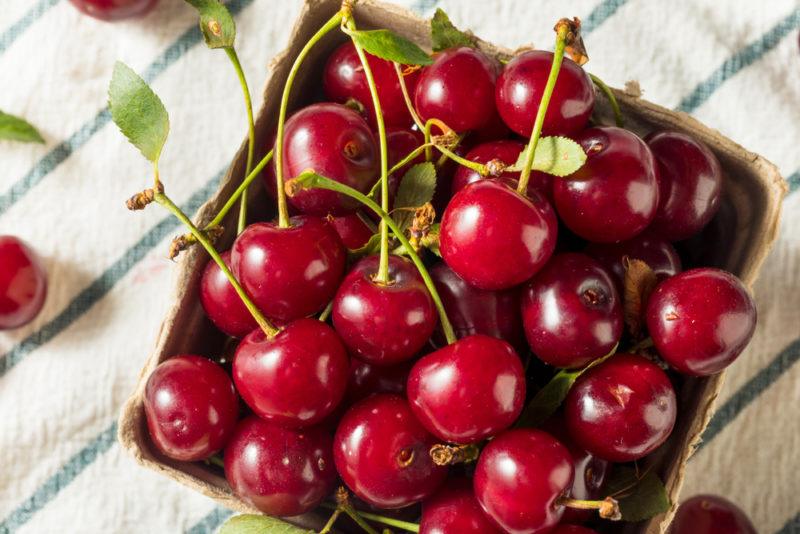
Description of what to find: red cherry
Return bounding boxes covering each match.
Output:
[470,108,511,144]
[332,255,437,365]
[646,131,723,241]
[646,268,756,376]
[281,103,378,215]
[0,236,47,330]
[329,213,374,250]
[231,216,345,322]
[553,127,660,243]
[345,358,412,405]
[670,494,757,534]
[143,355,238,461]
[333,394,446,509]
[68,0,157,21]
[387,126,426,178]
[440,180,558,290]
[495,50,594,137]
[521,253,623,369]
[564,353,677,462]
[584,232,682,290]
[474,428,574,534]
[199,251,257,338]
[224,416,336,517]
[420,478,504,534]
[414,47,498,132]
[233,318,349,428]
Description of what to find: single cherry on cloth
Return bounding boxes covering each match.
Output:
[420,478,504,534]
[414,46,498,132]
[553,127,660,243]
[225,416,336,517]
[670,494,757,534]
[329,213,374,250]
[232,215,345,322]
[0,236,47,330]
[233,318,349,428]
[564,353,677,462]
[646,131,723,242]
[585,232,682,290]
[68,0,157,21]
[646,268,756,376]
[199,251,257,338]
[332,255,437,365]
[333,394,447,509]
[474,428,574,534]
[408,334,525,444]
[281,102,378,215]
[495,50,595,137]
[521,253,623,369]
[345,358,412,405]
[440,180,558,290]
[143,355,238,462]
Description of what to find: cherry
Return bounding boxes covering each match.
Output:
[495,50,594,137]
[199,251,257,338]
[323,41,420,128]
[0,236,47,330]
[670,494,757,534]
[408,334,525,444]
[387,126,425,178]
[521,253,623,369]
[333,394,446,509]
[231,215,345,322]
[280,102,378,215]
[332,255,437,365]
[329,213,374,250]
[414,47,498,132]
[224,416,336,517]
[68,0,157,21]
[553,127,660,243]
[584,231,682,290]
[345,358,412,405]
[474,428,574,534]
[564,353,677,462]
[470,108,511,144]
[645,268,756,376]
[232,318,349,428]
[420,478,504,534]
[440,180,558,290]
[143,355,238,461]
[646,131,723,242]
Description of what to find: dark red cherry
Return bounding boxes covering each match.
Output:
[470,108,511,144]
[332,255,437,365]
[199,251,257,338]
[281,103,378,215]
[553,127,660,243]
[474,428,574,534]
[495,50,594,137]
[333,394,446,509]
[585,232,682,290]
[521,253,623,369]
[233,318,349,428]
[646,268,756,376]
[143,355,238,461]
[646,131,723,242]
[68,0,157,20]
[345,358,412,405]
[551,526,599,534]
[564,353,677,462]
[329,213,374,250]
[387,126,426,177]
[420,478,504,534]
[231,216,345,322]
[670,494,757,534]
[408,335,525,443]
[224,416,336,517]
[0,236,47,330]
[323,41,420,128]
[440,180,558,290]
[414,47,498,132]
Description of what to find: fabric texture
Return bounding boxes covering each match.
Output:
[0,0,798,532]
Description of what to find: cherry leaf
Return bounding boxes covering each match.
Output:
[348,29,433,66]
[623,258,658,338]
[392,162,437,232]
[348,232,382,258]
[219,514,313,534]
[510,136,587,177]
[430,8,474,52]
[184,0,236,49]
[0,111,44,143]
[604,467,671,522]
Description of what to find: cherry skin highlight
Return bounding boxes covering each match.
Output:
[670,494,757,534]
[420,478,504,534]
[0,236,47,330]
[199,251,257,338]
[143,355,238,462]
[585,231,682,290]
[68,0,157,21]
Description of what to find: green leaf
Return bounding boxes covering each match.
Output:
[348,29,433,66]
[108,62,170,164]
[219,514,314,534]
[511,136,587,177]
[0,111,44,143]
[605,467,671,522]
[430,8,474,52]
[392,162,437,232]
[349,231,382,258]
[184,0,236,49]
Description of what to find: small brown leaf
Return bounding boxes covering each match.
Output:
[623,257,658,338]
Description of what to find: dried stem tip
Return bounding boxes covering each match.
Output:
[168,226,224,260]
[555,17,588,66]
[125,182,164,211]
[430,443,480,466]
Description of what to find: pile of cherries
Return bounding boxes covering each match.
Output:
[141,14,759,534]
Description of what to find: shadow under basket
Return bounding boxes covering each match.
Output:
[118,0,787,532]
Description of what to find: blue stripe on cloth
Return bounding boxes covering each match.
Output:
[0,0,61,56]
[0,0,254,218]
[186,507,234,534]
[787,170,800,193]
[678,7,800,113]
[582,0,628,35]
[776,511,800,533]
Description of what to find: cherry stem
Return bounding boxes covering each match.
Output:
[205,455,225,469]
[321,500,420,533]
[434,144,488,175]
[430,443,480,466]
[318,300,333,322]
[393,62,425,130]
[287,172,457,344]
[588,73,623,128]
[517,21,570,195]
[206,150,274,231]
[558,496,622,521]
[274,11,344,229]
[319,507,342,534]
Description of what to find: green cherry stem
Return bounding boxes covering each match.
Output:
[320,502,420,533]
[588,72,624,127]
[319,507,342,534]
[434,144,488,175]
[205,149,274,231]
[393,62,425,130]
[318,300,333,322]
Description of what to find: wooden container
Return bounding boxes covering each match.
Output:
[118,0,786,531]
